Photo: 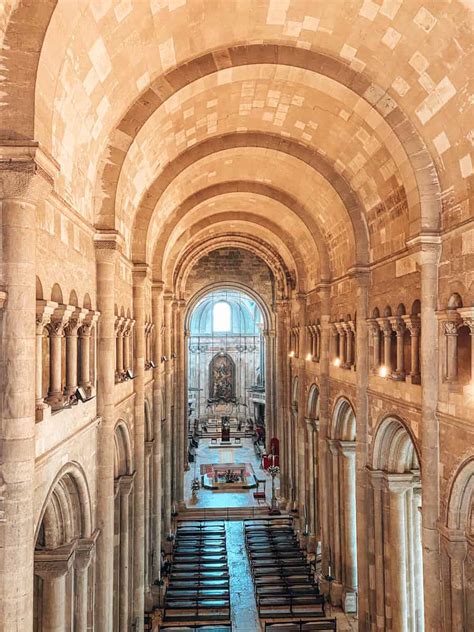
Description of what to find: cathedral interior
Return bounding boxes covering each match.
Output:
[0,1,473,631]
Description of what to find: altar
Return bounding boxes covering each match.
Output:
[201,462,257,490]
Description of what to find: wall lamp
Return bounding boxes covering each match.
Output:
[161,355,168,363]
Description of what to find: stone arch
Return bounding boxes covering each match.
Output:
[331,397,356,441]
[447,457,474,533]
[162,213,309,293]
[91,44,440,236]
[174,232,293,301]
[327,397,358,611]
[369,415,424,631]
[132,132,366,270]
[372,416,420,474]
[151,180,329,281]
[50,282,63,304]
[36,276,44,301]
[184,282,273,336]
[442,457,474,631]
[114,420,133,478]
[33,462,93,631]
[307,384,320,420]
[35,461,92,545]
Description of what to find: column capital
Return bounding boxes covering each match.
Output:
[338,440,356,457]
[305,417,319,432]
[94,230,123,259]
[114,315,126,336]
[376,317,393,336]
[78,310,100,336]
[152,280,165,296]
[132,262,151,284]
[34,543,75,579]
[47,304,75,336]
[367,468,385,490]
[389,316,406,335]
[36,300,57,333]
[402,314,421,334]
[327,438,340,455]
[64,307,88,336]
[384,472,416,493]
[116,473,135,497]
[75,531,99,572]
[145,440,154,456]
[458,307,474,332]
[0,141,58,202]
[366,318,380,336]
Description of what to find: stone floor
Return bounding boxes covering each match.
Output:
[224,520,358,632]
[184,437,279,508]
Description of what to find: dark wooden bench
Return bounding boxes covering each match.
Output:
[264,619,337,631]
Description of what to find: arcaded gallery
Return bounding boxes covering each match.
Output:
[0,1,473,631]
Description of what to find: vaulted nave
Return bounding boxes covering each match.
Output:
[0,1,473,631]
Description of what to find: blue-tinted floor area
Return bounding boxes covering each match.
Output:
[226,521,261,632]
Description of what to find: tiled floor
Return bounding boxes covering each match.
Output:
[184,437,279,509]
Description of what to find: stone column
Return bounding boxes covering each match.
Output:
[386,475,411,632]
[412,486,424,630]
[118,475,134,632]
[367,319,380,372]
[304,418,316,550]
[78,314,94,394]
[46,305,73,409]
[175,299,186,507]
[275,300,290,505]
[344,323,353,368]
[337,324,347,366]
[458,310,474,382]
[144,439,154,594]
[0,146,55,630]
[339,441,357,612]
[403,315,421,384]
[115,316,125,380]
[132,264,148,630]
[264,328,276,443]
[94,236,119,632]
[35,301,55,421]
[75,535,97,632]
[152,282,164,582]
[353,268,370,625]
[417,236,442,630]
[369,470,386,631]
[123,320,134,373]
[328,439,342,603]
[444,321,459,382]
[378,318,392,372]
[316,283,331,576]
[162,293,173,539]
[64,308,87,398]
[35,548,74,632]
[390,317,406,380]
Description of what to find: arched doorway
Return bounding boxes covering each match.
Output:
[328,397,357,612]
[369,417,423,631]
[442,457,474,631]
[184,286,274,509]
[113,421,134,632]
[305,384,320,551]
[34,464,94,631]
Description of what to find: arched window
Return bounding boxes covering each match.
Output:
[213,301,231,332]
